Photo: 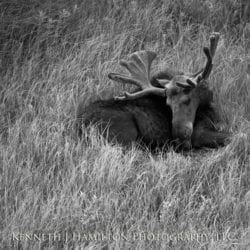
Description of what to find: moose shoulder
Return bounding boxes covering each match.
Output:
[76,33,230,150]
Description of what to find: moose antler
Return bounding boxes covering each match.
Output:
[209,32,220,58]
[108,33,220,100]
[154,32,220,90]
[197,32,220,81]
[108,51,166,100]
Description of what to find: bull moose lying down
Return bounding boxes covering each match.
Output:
[76,33,230,150]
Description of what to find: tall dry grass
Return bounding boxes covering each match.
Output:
[0,0,250,249]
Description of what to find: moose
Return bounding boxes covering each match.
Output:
[76,33,230,150]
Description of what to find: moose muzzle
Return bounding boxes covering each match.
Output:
[172,121,193,150]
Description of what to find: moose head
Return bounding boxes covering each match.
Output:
[108,33,220,149]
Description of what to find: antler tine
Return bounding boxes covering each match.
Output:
[108,51,156,88]
[196,32,220,82]
[108,50,166,100]
[119,50,157,89]
[209,32,220,59]
[201,47,212,80]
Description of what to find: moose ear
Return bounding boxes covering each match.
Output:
[156,78,170,87]
[186,79,196,87]
[176,78,196,89]
[176,82,191,89]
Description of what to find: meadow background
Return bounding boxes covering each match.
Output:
[1,0,250,249]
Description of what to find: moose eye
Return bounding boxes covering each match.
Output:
[183,98,191,105]
[171,89,178,96]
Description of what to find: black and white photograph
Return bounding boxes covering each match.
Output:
[1,0,250,249]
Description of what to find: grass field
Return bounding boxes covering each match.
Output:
[1,0,250,249]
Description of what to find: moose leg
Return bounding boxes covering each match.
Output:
[192,123,230,149]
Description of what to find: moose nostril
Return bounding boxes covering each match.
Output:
[172,124,193,140]
[184,127,192,138]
